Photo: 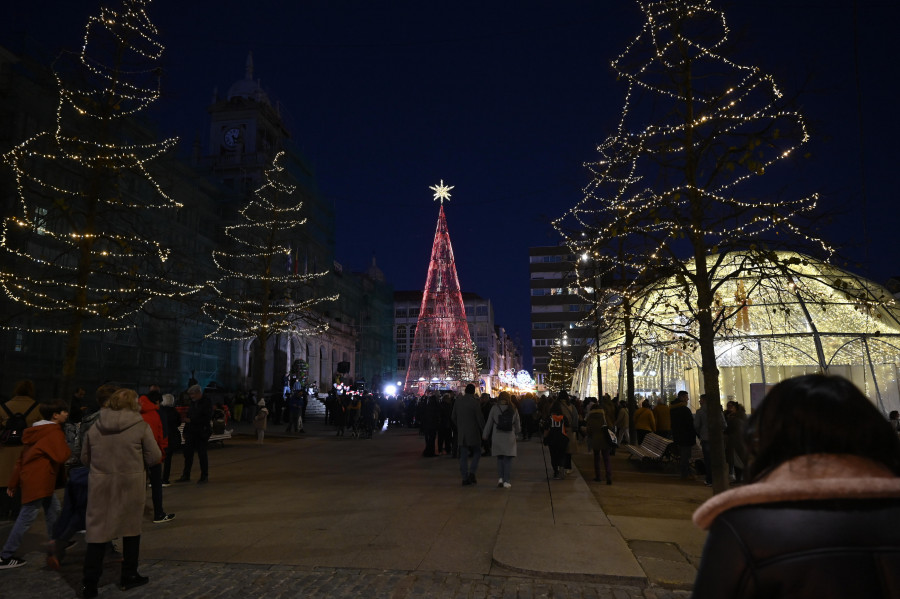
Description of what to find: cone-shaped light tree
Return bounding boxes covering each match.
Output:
[0,0,182,398]
[556,0,834,493]
[405,181,478,395]
[201,151,336,402]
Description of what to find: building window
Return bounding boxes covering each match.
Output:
[395,308,407,318]
[397,358,406,370]
[409,308,419,318]
[14,330,23,352]
[476,305,488,317]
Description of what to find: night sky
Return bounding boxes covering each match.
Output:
[3,1,898,368]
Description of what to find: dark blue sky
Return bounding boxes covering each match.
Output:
[3,1,898,368]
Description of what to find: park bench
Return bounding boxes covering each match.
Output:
[177,423,233,447]
[625,432,672,464]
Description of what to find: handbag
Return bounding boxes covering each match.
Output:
[602,426,618,448]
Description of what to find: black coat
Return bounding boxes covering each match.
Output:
[692,498,900,599]
[670,402,696,446]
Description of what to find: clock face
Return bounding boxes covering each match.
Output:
[223,127,241,148]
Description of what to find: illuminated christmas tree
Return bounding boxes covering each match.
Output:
[0,0,181,395]
[556,0,835,491]
[202,151,336,400]
[547,337,576,393]
[405,181,477,395]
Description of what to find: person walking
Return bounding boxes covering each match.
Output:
[615,400,630,446]
[633,399,657,445]
[585,399,614,484]
[451,384,485,486]
[482,392,520,488]
[139,391,174,524]
[692,374,900,598]
[176,385,212,484]
[80,388,161,597]
[158,394,181,486]
[670,391,697,480]
[694,394,726,487]
[653,397,672,439]
[0,380,42,521]
[518,393,537,440]
[0,400,70,569]
[544,399,571,479]
[46,384,118,569]
[254,399,269,444]
[558,391,579,473]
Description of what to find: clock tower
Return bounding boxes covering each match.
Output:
[206,52,289,193]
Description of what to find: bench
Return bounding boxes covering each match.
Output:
[625,432,673,464]
[177,423,232,447]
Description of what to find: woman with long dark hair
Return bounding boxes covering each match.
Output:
[692,374,900,598]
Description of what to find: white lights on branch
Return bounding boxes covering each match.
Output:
[201,151,336,341]
[0,0,193,335]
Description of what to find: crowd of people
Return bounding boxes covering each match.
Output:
[1,373,899,598]
[0,379,218,597]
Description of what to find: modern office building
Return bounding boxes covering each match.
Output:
[528,245,594,391]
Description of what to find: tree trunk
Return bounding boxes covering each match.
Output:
[694,265,729,494]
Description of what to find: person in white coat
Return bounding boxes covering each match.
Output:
[482,392,521,488]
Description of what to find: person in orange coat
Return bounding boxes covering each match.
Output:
[633,399,657,445]
[0,400,71,569]
[139,391,174,524]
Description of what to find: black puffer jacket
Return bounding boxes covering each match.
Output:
[692,454,900,599]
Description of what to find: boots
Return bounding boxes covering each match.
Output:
[120,572,150,591]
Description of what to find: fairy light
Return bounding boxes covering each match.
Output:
[201,151,337,341]
[569,251,900,405]
[0,0,193,335]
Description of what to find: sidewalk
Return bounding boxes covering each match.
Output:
[0,415,702,597]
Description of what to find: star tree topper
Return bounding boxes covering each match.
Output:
[430,179,454,204]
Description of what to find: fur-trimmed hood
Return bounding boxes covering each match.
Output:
[693,453,900,530]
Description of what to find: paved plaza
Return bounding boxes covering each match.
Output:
[0,414,704,598]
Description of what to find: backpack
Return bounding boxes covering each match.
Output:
[0,401,37,447]
[496,406,514,432]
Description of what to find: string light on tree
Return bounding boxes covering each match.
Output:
[0,0,190,412]
[202,151,336,342]
[552,0,855,493]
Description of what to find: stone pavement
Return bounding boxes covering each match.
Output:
[0,415,701,598]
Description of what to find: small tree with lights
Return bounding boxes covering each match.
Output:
[547,335,576,393]
[0,0,183,398]
[201,151,336,402]
[558,0,835,492]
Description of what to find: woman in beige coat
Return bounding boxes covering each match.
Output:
[81,389,161,598]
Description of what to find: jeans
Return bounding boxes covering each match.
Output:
[700,440,712,484]
[496,455,513,483]
[1,494,60,559]
[458,445,481,480]
[182,436,209,479]
[593,449,612,482]
[148,463,166,519]
[678,444,694,478]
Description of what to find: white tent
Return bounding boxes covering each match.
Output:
[572,252,900,415]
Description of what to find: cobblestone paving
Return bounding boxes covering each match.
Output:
[3,560,691,599]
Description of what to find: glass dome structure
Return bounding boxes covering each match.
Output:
[571,252,900,415]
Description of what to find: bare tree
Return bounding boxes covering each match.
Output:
[557,0,834,492]
[0,0,184,398]
[201,151,336,403]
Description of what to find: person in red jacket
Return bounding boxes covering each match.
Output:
[139,391,174,524]
[0,399,71,569]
